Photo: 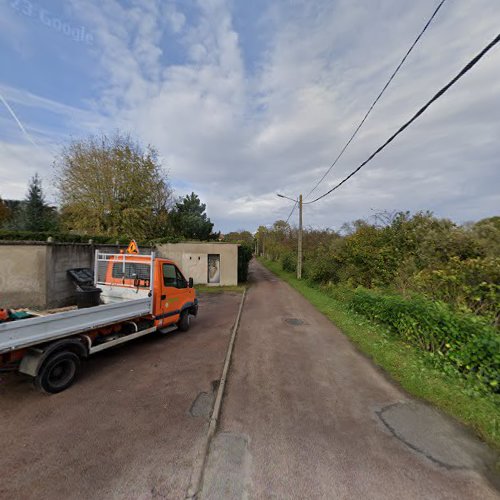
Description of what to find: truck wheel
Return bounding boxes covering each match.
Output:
[177,311,190,332]
[34,351,81,394]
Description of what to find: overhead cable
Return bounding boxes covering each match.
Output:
[304,32,500,205]
[304,0,448,200]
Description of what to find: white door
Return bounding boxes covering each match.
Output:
[207,254,220,284]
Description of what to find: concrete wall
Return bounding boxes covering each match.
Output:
[44,244,147,309]
[156,242,239,286]
[0,242,152,310]
[0,241,235,309]
[46,244,93,308]
[0,243,48,309]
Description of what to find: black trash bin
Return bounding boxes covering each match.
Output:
[67,268,102,309]
[75,286,102,308]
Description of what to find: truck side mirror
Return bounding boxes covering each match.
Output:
[189,277,194,288]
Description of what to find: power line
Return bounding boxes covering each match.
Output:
[304,32,500,205]
[285,199,298,224]
[304,0,447,200]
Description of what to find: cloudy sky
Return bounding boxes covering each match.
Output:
[0,0,499,232]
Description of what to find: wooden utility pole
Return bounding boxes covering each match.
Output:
[297,194,303,279]
[277,192,303,278]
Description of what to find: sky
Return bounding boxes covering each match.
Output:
[0,0,499,233]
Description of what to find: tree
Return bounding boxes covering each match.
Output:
[55,132,173,239]
[170,192,215,240]
[22,174,58,231]
[224,230,254,246]
[1,200,23,229]
[472,216,500,257]
[0,197,10,226]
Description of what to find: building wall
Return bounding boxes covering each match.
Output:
[0,242,153,310]
[0,243,48,309]
[0,241,234,309]
[45,244,93,308]
[156,242,238,286]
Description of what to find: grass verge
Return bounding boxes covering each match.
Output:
[195,284,246,294]
[259,258,500,450]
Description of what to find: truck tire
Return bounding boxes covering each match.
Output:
[177,311,190,332]
[34,351,81,394]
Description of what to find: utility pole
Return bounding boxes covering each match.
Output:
[277,192,303,280]
[297,194,303,279]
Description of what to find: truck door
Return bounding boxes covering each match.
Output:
[160,263,190,325]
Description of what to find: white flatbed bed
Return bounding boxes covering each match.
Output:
[0,251,155,355]
[0,297,152,354]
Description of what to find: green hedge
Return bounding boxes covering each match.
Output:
[238,243,253,282]
[348,288,500,393]
[281,251,296,273]
[0,230,184,246]
[0,230,119,243]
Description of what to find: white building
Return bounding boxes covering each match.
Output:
[156,242,239,286]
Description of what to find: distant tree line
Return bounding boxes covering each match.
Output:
[0,132,218,242]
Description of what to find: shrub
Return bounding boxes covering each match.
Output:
[412,257,500,325]
[348,288,500,393]
[238,243,253,282]
[281,251,296,273]
[304,248,342,284]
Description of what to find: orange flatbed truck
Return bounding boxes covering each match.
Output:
[0,250,198,393]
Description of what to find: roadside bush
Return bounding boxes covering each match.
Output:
[412,257,500,325]
[281,251,296,273]
[238,243,253,282]
[337,225,399,287]
[349,288,500,393]
[304,256,336,283]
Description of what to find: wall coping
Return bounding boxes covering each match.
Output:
[0,241,153,248]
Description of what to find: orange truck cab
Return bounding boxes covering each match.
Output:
[103,253,198,330]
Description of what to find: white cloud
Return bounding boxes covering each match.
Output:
[1,0,499,232]
[0,142,54,201]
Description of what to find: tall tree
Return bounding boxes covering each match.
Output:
[23,174,58,231]
[0,196,10,227]
[55,132,173,239]
[224,230,254,246]
[170,192,216,240]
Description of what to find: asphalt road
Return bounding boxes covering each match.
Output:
[0,292,242,500]
[200,260,500,500]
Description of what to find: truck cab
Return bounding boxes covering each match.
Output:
[102,253,198,330]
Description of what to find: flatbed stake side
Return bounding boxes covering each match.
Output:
[0,251,198,393]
